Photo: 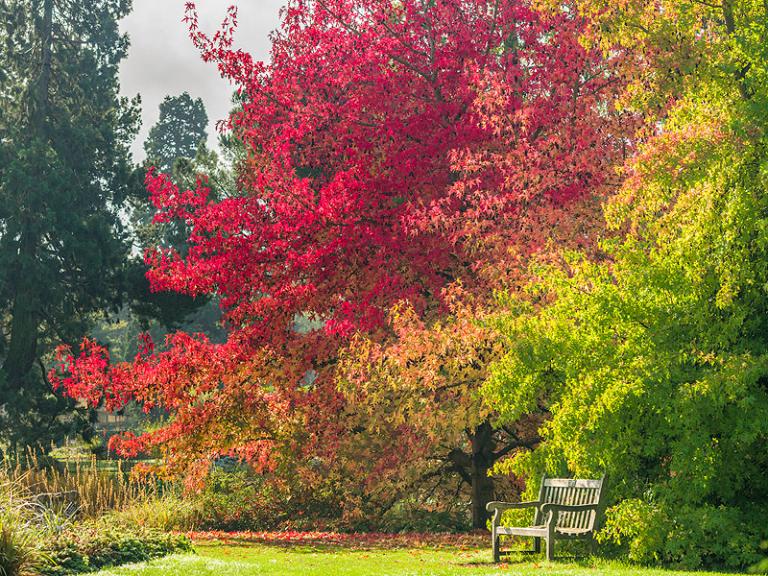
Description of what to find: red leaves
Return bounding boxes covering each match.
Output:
[51,341,107,408]
[53,0,635,483]
[146,169,210,221]
[185,530,489,549]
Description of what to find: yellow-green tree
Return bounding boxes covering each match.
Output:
[487,0,768,568]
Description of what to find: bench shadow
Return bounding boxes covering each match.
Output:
[455,551,746,574]
[455,549,570,568]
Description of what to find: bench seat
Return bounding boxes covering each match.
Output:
[496,525,592,537]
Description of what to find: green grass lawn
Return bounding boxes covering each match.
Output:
[90,540,744,576]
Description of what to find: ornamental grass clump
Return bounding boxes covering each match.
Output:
[0,515,44,576]
[0,478,46,576]
[1,454,192,576]
[1,450,163,518]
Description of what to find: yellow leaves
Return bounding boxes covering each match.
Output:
[337,294,507,446]
[605,91,736,241]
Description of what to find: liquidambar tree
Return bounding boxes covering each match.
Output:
[52,0,631,526]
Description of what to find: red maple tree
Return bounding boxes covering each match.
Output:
[52,0,631,518]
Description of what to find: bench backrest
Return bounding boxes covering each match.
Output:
[534,476,605,532]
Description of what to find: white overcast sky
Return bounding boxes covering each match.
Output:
[119,0,285,161]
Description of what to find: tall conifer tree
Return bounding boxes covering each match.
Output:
[0,0,139,448]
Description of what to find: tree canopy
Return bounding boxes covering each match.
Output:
[45,0,768,566]
[52,0,630,518]
[485,0,768,567]
[0,0,139,448]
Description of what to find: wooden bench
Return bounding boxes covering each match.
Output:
[486,475,606,562]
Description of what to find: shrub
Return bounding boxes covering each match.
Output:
[192,468,283,531]
[379,502,472,533]
[40,522,192,576]
[600,498,766,569]
[110,492,203,532]
[185,466,477,533]
[750,542,768,574]
[1,455,190,576]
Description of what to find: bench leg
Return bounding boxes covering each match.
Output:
[533,537,541,554]
[546,536,555,561]
[492,532,500,563]
[587,535,596,557]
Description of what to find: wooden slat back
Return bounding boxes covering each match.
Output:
[544,478,602,489]
[540,477,604,530]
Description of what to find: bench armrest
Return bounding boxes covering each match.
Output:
[486,500,540,513]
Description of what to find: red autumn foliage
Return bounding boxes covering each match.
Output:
[185,529,489,549]
[51,0,632,487]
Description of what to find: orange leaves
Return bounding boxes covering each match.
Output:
[338,290,503,454]
[53,0,634,494]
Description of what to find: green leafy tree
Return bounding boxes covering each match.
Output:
[0,0,139,449]
[123,94,237,336]
[132,93,208,255]
[486,0,768,568]
[143,92,207,174]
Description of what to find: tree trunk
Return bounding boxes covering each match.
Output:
[2,229,40,393]
[469,420,495,529]
[35,0,54,128]
[0,0,53,445]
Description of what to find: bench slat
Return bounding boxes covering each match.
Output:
[497,525,548,537]
[543,478,602,489]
